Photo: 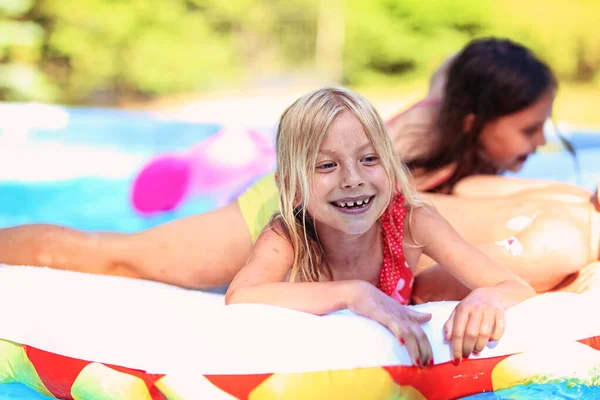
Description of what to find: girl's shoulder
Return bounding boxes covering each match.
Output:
[252,216,295,264]
[250,214,292,253]
[391,192,440,234]
[390,191,431,214]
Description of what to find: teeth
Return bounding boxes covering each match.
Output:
[334,197,371,207]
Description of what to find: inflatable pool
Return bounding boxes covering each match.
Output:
[1,266,600,400]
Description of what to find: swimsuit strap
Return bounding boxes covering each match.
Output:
[378,193,414,305]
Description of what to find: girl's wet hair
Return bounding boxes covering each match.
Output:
[404,37,557,193]
[272,87,421,283]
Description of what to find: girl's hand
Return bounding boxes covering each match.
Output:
[347,281,433,367]
[443,287,506,362]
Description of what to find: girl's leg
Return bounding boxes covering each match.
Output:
[109,201,253,289]
[0,202,253,290]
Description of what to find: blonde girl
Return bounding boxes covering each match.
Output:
[229,87,536,366]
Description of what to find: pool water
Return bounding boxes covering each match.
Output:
[461,382,600,399]
[0,383,55,400]
[1,104,600,399]
[0,177,215,232]
[507,145,600,191]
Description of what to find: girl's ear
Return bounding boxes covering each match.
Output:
[275,172,303,207]
[463,113,476,134]
[293,190,303,207]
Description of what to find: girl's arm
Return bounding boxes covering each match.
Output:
[226,223,354,314]
[410,206,536,362]
[411,206,535,304]
[226,223,434,366]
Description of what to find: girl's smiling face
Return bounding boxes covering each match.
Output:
[478,90,554,172]
[306,109,391,237]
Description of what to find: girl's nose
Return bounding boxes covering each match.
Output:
[341,165,364,188]
[535,130,547,147]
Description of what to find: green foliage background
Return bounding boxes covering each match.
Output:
[2,0,599,104]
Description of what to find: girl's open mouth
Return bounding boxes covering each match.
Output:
[330,196,375,214]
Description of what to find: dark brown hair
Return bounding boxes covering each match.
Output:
[404,37,557,193]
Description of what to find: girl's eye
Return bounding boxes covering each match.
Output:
[524,128,539,136]
[362,155,379,164]
[523,124,544,136]
[317,162,336,170]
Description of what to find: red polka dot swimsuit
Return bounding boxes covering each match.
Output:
[377,193,414,305]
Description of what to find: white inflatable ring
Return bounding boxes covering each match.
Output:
[1,266,599,400]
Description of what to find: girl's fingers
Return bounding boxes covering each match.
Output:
[473,311,495,353]
[372,301,434,368]
[406,309,433,365]
[384,316,430,367]
[450,307,471,361]
[380,316,415,358]
[443,310,455,342]
[413,326,434,366]
[405,308,433,323]
[490,309,506,342]
[382,316,403,339]
[402,330,423,367]
[460,309,483,358]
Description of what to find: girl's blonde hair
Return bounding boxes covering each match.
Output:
[274,87,421,282]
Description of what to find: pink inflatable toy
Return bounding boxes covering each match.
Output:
[131,126,276,213]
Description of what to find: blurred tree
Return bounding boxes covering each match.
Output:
[0,0,58,101]
[35,0,238,103]
[343,0,494,85]
[0,0,598,104]
[191,0,319,78]
[315,0,344,82]
[488,0,600,82]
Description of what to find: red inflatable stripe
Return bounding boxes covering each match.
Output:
[205,373,274,400]
[24,345,167,400]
